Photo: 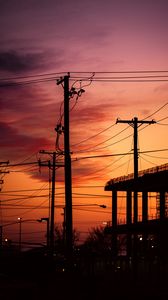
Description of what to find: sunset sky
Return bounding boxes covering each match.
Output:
[0,0,168,247]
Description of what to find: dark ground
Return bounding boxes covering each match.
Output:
[1,253,168,300]
[1,270,168,300]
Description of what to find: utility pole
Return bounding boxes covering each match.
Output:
[50,151,56,253]
[116,117,156,223]
[39,151,63,255]
[57,74,73,261]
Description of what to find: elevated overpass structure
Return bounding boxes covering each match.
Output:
[105,163,168,192]
[104,163,168,257]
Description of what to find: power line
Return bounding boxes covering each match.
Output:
[2,194,107,201]
[142,152,168,160]
[72,79,168,83]
[73,125,130,153]
[1,71,168,87]
[6,199,49,218]
[71,123,116,148]
[73,101,167,154]
[70,70,168,74]
[74,132,133,153]
[6,161,48,167]
[77,101,166,154]
[73,153,132,181]
[143,102,168,120]
[73,150,133,161]
[0,72,67,81]
[4,149,168,174]
[0,77,58,87]
[157,122,168,126]
[0,194,49,202]
[139,154,158,166]
[7,230,46,235]
[157,116,168,122]
[0,185,105,194]
[1,70,168,81]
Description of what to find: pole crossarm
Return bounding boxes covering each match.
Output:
[38,150,64,168]
[0,161,9,165]
[38,160,64,168]
[116,118,156,125]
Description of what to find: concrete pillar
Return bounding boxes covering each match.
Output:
[142,191,148,222]
[126,190,132,257]
[112,190,117,257]
[134,191,138,223]
[126,190,132,225]
[112,190,117,227]
[142,191,148,258]
[160,191,165,220]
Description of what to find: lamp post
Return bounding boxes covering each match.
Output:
[17,217,22,252]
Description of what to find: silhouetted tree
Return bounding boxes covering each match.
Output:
[83,226,111,254]
[54,225,80,254]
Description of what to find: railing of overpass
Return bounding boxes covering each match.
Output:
[106,163,168,187]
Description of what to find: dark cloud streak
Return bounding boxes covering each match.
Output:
[70,99,120,124]
[0,122,51,160]
[0,50,46,73]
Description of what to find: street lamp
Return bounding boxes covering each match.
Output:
[72,204,107,208]
[17,217,22,252]
[61,203,107,222]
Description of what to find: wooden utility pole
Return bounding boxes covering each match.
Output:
[116,117,156,223]
[50,151,56,252]
[57,74,73,260]
[39,151,64,254]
